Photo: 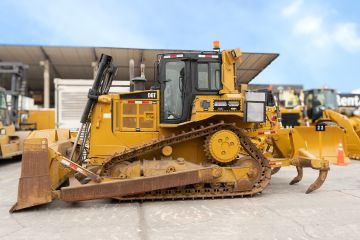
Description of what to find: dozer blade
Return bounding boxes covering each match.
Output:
[10,138,52,212]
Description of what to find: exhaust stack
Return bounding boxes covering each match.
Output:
[129,59,135,81]
[130,62,146,92]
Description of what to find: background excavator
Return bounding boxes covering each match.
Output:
[11,42,343,212]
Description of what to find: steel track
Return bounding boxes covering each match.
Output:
[100,121,271,199]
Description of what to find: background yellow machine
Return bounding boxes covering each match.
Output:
[280,88,360,160]
[19,109,55,130]
[11,43,342,212]
[0,88,30,159]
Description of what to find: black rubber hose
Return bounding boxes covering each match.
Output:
[80,54,113,124]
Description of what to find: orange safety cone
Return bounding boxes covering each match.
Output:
[336,141,346,166]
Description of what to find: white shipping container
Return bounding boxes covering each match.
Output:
[54,79,130,129]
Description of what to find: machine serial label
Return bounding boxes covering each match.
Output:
[315,124,326,131]
[120,91,157,100]
[213,100,240,111]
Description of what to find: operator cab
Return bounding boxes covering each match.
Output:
[156,52,222,124]
[305,88,337,121]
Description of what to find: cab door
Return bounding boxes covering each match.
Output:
[160,59,192,124]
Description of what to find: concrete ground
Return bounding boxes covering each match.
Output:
[0,159,360,240]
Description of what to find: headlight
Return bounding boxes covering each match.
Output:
[244,92,266,123]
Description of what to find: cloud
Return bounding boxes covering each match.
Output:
[285,2,360,54]
[293,19,360,53]
[332,23,360,53]
[276,1,360,91]
[282,0,303,17]
[293,16,322,35]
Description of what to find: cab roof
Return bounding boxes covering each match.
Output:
[159,51,279,84]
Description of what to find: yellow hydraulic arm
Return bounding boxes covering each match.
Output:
[322,109,360,159]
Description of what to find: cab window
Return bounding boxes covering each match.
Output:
[0,93,9,125]
[164,61,185,120]
[0,93,6,109]
[197,62,221,91]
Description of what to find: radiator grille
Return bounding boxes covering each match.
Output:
[114,100,158,132]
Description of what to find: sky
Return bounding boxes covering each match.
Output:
[0,0,359,92]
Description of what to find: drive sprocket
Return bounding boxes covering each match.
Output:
[205,129,241,165]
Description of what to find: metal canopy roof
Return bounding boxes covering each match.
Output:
[0,45,278,90]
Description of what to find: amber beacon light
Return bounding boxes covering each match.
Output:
[213,40,220,51]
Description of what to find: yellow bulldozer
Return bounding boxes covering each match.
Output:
[11,43,343,212]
